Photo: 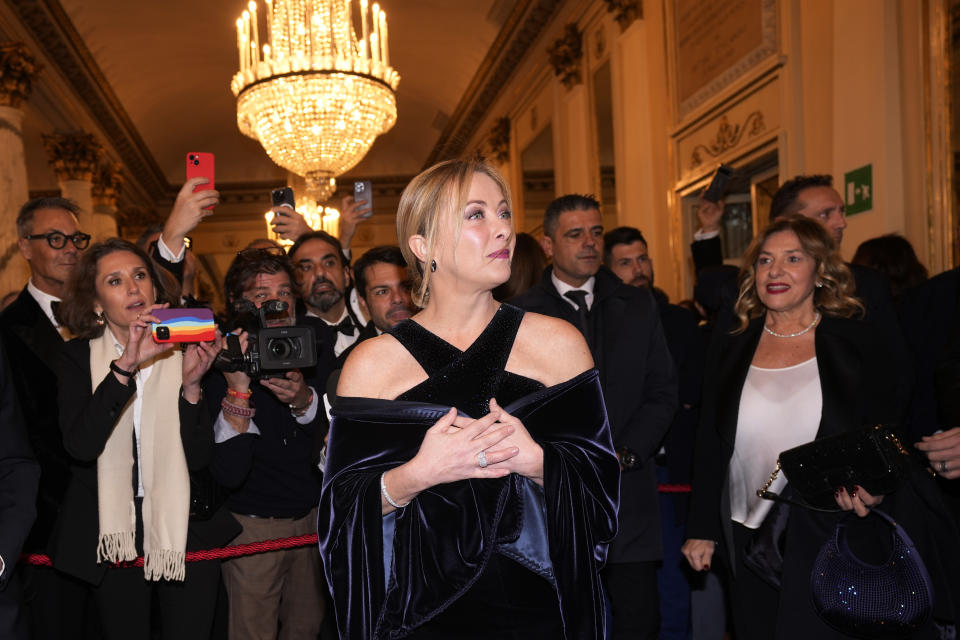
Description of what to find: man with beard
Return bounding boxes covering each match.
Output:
[604,226,705,640]
[351,246,416,338]
[512,195,677,640]
[322,246,417,409]
[289,231,363,361]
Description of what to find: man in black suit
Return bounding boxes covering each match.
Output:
[0,197,96,638]
[289,231,365,361]
[0,339,40,640]
[350,246,415,340]
[512,195,678,640]
[605,225,705,640]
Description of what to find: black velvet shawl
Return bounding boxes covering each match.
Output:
[318,369,620,640]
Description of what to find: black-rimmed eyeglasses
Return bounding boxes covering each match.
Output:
[23,231,91,250]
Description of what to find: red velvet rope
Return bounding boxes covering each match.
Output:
[20,485,692,567]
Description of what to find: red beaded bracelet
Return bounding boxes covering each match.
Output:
[221,397,255,419]
[226,388,252,400]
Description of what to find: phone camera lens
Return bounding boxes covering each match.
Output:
[189,154,195,160]
[193,160,200,166]
[156,326,170,340]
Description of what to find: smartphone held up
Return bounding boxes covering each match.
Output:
[186,152,216,210]
[353,180,373,219]
[151,308,216,344]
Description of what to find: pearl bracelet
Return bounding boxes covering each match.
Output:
[380,472,409,509]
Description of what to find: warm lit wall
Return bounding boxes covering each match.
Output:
[466,0,947,302]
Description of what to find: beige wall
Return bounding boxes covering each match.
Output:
[465,0,949,302]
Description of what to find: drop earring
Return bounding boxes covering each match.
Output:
[96,311,105,326]
[430,260,437,272]
[815,281,823,288]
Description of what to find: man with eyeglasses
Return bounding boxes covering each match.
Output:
[0,197,96,639]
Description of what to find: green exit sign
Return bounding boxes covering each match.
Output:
[844,164,873,215]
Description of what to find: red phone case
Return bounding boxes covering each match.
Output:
[186,152,215,210]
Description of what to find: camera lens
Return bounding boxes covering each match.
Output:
[156,326,170,340]
[189,154,194,161]
[268,338,292,359]
[193,160,200,166]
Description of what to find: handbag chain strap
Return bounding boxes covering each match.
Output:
[755,424,910,513]
[882,427,909,456]
[757,460,782,498]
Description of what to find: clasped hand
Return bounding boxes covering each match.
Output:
[410,397,543,487]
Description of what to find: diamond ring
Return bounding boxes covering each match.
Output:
[477,451,488,468]
[941,460,949,473]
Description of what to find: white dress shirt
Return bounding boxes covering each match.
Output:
[551,272,596,311]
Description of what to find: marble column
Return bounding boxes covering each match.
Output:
[91,163,123,240]
[0,42,41,295]
[41,132,103,236]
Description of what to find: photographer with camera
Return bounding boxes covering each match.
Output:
[206,248,334,640]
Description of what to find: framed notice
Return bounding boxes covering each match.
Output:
[671,0,778,118]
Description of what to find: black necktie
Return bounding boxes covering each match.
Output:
[333,316,355,337]
[563,290,590,340]
[51,300,60,318]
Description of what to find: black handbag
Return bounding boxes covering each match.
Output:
[757,424,911,512]
[811,509,933,637]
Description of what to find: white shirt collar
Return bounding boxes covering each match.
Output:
[26,279,62,328]
[551,271,596,311]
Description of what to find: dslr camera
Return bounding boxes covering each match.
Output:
[214,300,316,379]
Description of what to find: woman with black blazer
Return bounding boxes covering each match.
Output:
[52,238,237,640]
[681,215,955,638]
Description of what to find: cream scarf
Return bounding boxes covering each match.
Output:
[90,329,190,581]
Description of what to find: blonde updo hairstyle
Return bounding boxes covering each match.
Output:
[733,214,864,332]
[396,159,513,307]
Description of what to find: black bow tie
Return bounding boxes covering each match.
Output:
[333,316,355,337]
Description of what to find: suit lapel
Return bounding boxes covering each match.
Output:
[715,320,763,448]
[814,317,861,438]
[4,289,63,363]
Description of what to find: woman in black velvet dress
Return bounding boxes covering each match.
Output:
[318,159,620,639]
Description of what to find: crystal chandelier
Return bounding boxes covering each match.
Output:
[232,0,400,202]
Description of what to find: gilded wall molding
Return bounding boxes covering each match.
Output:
[92,162,124,208]
[689,111,766,169]
[488,117,511,164]
[547,23,584,89]
[8,0,169,202]
[42,131,103,182]
[603,0,641,32]
[0,42,42,108]
[424,0,565,167]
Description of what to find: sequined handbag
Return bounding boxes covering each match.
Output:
[811,509,933,638]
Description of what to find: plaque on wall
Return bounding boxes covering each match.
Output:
[673,0,777,118]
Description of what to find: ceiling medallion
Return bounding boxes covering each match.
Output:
[231,0,400,202]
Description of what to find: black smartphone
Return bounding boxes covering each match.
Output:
[353,180,373,219]
[702,165,734,203]
[271,187,295,210]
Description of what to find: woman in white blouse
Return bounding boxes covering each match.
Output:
[682,215,900,639]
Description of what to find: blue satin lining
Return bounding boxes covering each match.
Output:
[498,479,556,586]
[382,510,396,586]
[380,479,554,589]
